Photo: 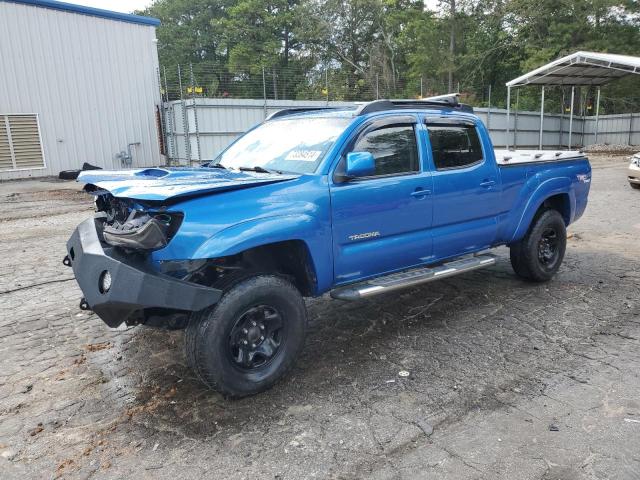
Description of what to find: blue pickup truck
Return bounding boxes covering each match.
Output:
[65,95,591,397]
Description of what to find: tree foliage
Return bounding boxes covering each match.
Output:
[142,0,640,110]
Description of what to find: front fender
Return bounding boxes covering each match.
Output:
[194,214,333,294]
[509,177,575,243]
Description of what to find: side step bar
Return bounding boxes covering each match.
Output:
[330,254,496,301]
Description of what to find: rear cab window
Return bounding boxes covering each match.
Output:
[426,121,483,170]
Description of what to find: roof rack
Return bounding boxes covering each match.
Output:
[266,107,340,121]
[356,93,474,116]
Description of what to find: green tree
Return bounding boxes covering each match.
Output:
[142,0,640,106]
[141,0,232,67]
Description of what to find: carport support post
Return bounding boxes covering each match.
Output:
[580,87,587,146]
[514,89,520,148]
[559,88,565,147]
[506,86,511,149]
[539,86,545,149]
[594,87,601,144]
[568,86,575,149]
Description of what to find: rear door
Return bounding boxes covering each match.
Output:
[426,117,501,259]
[329,115,434,284]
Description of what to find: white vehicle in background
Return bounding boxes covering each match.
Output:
[629,153,640,189]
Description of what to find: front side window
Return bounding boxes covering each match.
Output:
[428,125,483,170]
[351,125,419,177]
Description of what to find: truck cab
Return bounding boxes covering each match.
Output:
[329,109,501,282]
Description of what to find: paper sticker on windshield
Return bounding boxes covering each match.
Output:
[285,150,322,162]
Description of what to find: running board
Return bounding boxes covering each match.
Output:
[330,254,497,301]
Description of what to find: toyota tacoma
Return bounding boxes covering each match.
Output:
[64,95,591,397]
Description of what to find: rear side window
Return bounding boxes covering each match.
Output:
[352,125,419,176]
[428,125,483,170]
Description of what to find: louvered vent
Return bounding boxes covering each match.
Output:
[0,114,45,171]
[0,118,12,170]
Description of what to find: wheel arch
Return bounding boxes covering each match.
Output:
[510,178,575,243]
[191,214,331,295]
[230,239,318,296]
[540,193,571,224]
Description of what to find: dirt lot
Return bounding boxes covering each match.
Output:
[1,156,639,480]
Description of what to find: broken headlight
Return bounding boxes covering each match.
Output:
[102,210,183,251]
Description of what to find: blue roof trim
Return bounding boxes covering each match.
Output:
[8,0,161,26]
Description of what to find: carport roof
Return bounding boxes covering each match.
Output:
[506,51,640,87]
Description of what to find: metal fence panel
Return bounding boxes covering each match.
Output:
[164,100,640,164]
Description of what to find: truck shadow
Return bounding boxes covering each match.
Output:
[116,244,634,442]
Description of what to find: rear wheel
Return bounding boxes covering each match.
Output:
[185,275,307,397]
[509,209,567,282]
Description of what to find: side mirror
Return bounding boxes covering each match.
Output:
[345,151,375,178]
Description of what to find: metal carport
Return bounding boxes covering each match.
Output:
[505,51,640,149]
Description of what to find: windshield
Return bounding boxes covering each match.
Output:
[213,117,351,174]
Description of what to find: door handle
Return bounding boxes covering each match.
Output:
[480,180,496,188]
[411,188,431,197]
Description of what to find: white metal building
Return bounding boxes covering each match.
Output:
[0,0,162,180]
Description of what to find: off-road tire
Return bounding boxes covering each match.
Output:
[185,275,307,397]
[509,209,567,282]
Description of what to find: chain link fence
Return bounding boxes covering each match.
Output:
[158,63,484,103]
[156,63,640,165]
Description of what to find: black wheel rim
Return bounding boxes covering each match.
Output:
[538,227,559,266]
[228,305,284,371]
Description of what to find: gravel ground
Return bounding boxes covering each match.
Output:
[0,155,639,480]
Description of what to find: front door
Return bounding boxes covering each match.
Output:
[426,118,501,259]
[330,116,434,284]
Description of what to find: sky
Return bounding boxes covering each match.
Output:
[73,0,152,13]
[69,0,440,15]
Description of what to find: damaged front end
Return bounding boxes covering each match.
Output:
[64,187,221,329]
[92,188,183,251]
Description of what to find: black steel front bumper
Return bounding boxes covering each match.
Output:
[65,218,222,328]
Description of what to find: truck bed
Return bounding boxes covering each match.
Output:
[494,149,585,166]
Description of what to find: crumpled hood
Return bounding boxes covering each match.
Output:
[78,167,299,201]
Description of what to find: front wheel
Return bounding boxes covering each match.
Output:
[630,182,640,190]
[510,209,567,282]
[185,275,307,397]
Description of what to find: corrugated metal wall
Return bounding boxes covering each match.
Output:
[164,99,354,163]
[0,2,162,180]
[165,99,640,164]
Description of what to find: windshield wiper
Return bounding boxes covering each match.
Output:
[239,166,281,174]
